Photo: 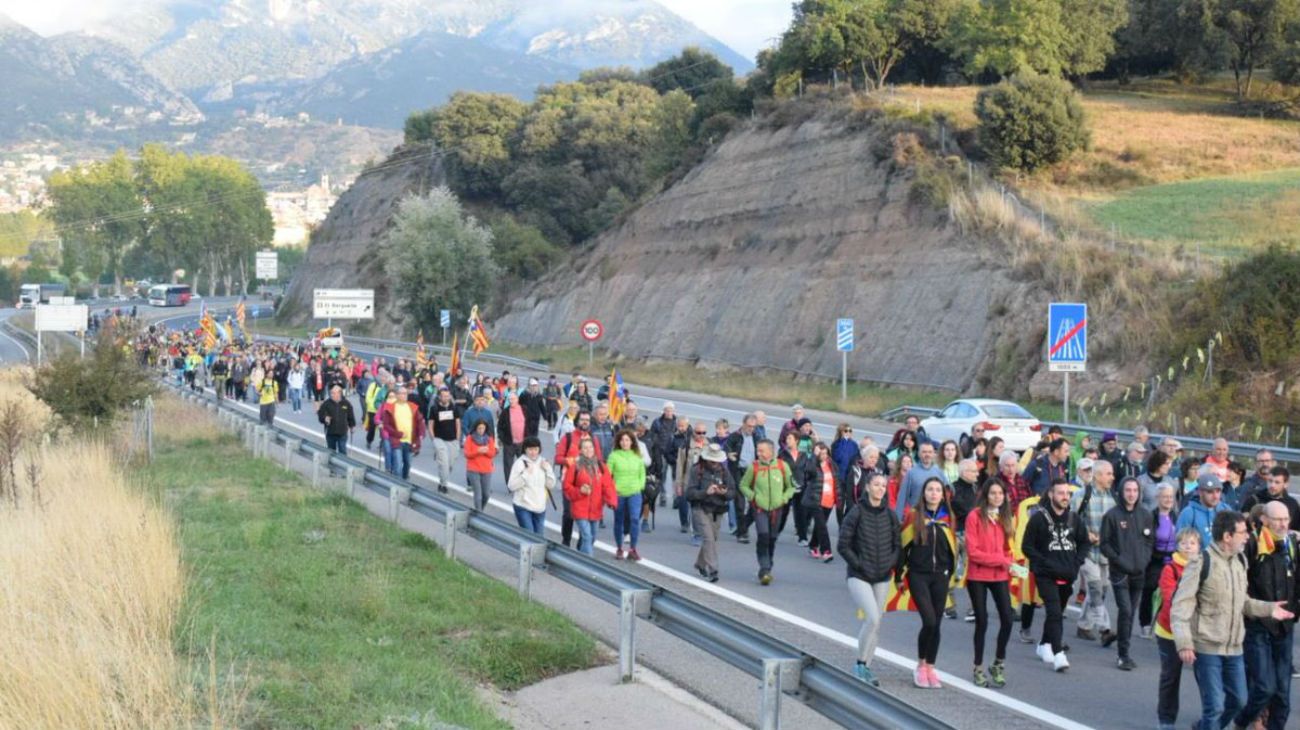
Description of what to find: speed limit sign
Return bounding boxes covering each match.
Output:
[580,319,603,342]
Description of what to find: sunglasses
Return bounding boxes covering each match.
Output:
[694,430,707,435]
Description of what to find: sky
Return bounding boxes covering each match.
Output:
[0,0,794,58]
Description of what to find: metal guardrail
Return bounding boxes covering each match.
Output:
[172,383,952,730]
[881,404,1300,464]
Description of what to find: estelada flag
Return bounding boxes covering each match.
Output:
[607,367,627,423]
[415,330,428,368]
[1011,495,1044,609]
[448,331,461,377]
[468,305,490,356]
[886,508,958,613]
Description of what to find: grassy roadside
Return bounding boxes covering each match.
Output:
[146,401,598,729]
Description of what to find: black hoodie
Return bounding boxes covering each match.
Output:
[1023,502,1089,583]
[1100,502,1155,577]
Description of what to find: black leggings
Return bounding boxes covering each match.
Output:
[810,506,832,554]
[909,571,951,664]
[968,580,1013,666]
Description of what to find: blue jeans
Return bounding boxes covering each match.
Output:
[514,504,546,535]
[1235,624,1292,730]
[575,519,596,555]
[1192,652,1246,730]
[382,440,395,474]
[393,443,412,480]
[288,387,302,411]
[613,493,643,550]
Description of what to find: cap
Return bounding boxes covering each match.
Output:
[1077,457,1095,471]
[1127,441,1147,453]
[701,443,727,463]
[1101,431,1118,443]
[792,403,804,412]
[1197,473,1224,491]
[663,401,675,411]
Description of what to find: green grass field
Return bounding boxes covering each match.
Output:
[147,428,598,730]
[1085,168,1300,255]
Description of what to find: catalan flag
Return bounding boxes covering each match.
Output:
[448,332,461,377]
[607,367,627,423]
[415,330,429,368]
[1011,495,1044,609]
[235,297,247,338]
[223,318,235,344]
[468,305,490,356]
[886,508,957,613]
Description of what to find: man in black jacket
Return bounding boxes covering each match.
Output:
[1241,466,1300,531]
[686,444,736,583]
[317,385,355,456]
[1024,477,1090,673]
[649,403,678,506]
[1100,476,1155,671]
[1233,501,1298,730]
[725,414,759,543]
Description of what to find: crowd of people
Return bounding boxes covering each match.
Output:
[144,322,1298,729]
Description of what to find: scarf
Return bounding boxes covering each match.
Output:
[470,432,491,446]
[576,453,601,478]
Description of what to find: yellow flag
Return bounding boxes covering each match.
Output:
[1100,392,1108,407]
[1182,356,1190,371]
[1140,382,1147,399]
[1256,425,1264,440]
[1215,331,1223,345]
[1079,396,1091,408]
[1197,347,1205,363]
[1122,386,1131,401]
[1156,374,1163,386]
[1168,366,1175,380]
[1184,417,1192,430]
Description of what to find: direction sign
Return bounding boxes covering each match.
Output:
[440,309,451,328]
[1048,302,1087,372]
[836,318,854,352]
[35,303,88,332]
[313,288,374,320]
[256,250,278,281]
[580,319,604,342]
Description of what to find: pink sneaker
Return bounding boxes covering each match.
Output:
[913,665,927,688]
[925,665,942,689]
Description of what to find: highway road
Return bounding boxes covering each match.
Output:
[0,309,34,364]
[150,304,1294,730]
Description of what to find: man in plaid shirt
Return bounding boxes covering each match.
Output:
[1070,459,1117,644]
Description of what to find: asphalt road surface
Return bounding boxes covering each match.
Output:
[151,305,1297,730]
[0,309,34,364]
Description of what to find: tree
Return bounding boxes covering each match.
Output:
[382,189,497,334]
[644,47,734,98]
[1211,0,1298,99]
[489,215,564,280]
[975,74,1091,171]
[0,211,54,260]
[949,0,1127,78]
[405,92,527,197]
[1060,0,1130,77]
[45,152,141,297]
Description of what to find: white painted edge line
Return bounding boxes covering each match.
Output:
[202,391,1092,730]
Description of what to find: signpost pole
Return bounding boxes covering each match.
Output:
[589,341,594,365]
[80,331,85,359]
[841,350,847,401]
[1063,371,1069,423]
[36,331,41,366]
[442,326,447,346]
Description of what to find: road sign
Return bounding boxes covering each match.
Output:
[580,319,604,342]
[256,250,278,281]
[48,296,75,305]
[440,309,451,328]
[1048,303,1087,372]
[35,303,88,332]
[836,318,854,352]
[313,288,374,320]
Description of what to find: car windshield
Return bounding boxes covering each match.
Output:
[982,403,1034,419]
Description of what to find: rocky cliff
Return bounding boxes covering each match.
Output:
[491,115,1048,394]
[279,144,444,332]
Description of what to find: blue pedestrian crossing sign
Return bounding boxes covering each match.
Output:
[836,318,854,352]
[1048,303,1087,372]
[440,309,451,328]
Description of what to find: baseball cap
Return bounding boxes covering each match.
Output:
[1197,474,1224,492]
[1077,457,1095,471]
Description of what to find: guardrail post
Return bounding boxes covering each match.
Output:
[243,422,256,449]
[256,426,272,458]
[311,451,330,489]
[517,543,547,598]
[389,484,411,522]
[346,466,366,498]
[618,589,653,683]
[283,438,301,468]
[758,659,803,730]
[443,510,470,559]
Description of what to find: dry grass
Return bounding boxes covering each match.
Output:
[0,373,236,730]
[151,392,220,444]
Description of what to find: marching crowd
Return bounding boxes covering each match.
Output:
[141,322,1298,730]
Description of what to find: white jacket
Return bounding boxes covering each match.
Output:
[508,454,556,513]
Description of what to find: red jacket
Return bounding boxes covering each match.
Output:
[555,429,603,469]
[1156,553,1189,638]
[564,462,616,521]
[379,401,425,452]
[964,510,1012,582]
[463,436,498,474]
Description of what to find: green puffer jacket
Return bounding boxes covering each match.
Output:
[739,459,795,511]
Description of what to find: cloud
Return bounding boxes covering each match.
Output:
[0,0,156,35]
[654,0,791,58]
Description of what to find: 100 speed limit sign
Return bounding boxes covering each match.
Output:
[580,319,603,342]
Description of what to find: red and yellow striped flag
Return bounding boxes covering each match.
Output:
[415,330,429,368]
[468,305,490,356]
[448,332,461,377]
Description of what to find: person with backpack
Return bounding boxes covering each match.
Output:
[1177,473,1229,551]
[838,472,900,688]
[1231,501,1298,730]
[801,442,840,563]
[1100,476,1155,671]
[965,478,1016,689]
[1022,437,1071,497]
[362,372,392,450]
[507,436,554,536]
[738,439,795,585]
[1023,478,1090,673]
[1172,510,1294,730]
[563,436,616,556]
[1154,527,1202,730]
[556,411,600,548]
[1072,459,1117,644]
[685,443,736,582]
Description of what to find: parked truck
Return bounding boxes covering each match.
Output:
[17,283,68,309]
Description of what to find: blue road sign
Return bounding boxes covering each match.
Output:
[1048,303,1087,372]
[440,309,451,328]
[836,318,854,352]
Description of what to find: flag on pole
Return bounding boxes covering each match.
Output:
[235,297,248,339]
[415,330,429,368]
[607,367,627,423]
[468,305,490,356]
[224,318,235,344]
[448,332,461,377]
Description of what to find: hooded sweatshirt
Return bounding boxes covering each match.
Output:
[1100,501,1155,577]
[1023,502,1088,583]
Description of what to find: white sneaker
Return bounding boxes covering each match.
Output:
[1036,643,1054,663]
[1053,652,1070,673]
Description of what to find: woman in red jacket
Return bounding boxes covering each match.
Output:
[563,437,616,556]
[463,420,498,511]
[965,479,1015,689]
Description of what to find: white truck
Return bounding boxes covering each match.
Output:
[17,283,68,309]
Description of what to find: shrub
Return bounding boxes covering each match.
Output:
[28,330,156,428]
[975,75,1090,172]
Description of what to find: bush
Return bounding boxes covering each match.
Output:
[975,75,1090,172]
[28,330,157,427]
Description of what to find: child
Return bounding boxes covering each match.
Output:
[1154,527,1201,730]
